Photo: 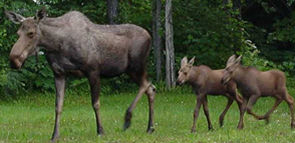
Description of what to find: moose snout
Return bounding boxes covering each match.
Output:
[9,55,22,69]
[176,80,183,86]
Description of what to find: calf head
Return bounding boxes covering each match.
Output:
[5,8,46,69]
[176,56,195,85]
[221,55,242,85]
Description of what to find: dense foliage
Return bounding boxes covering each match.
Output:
[0,0,295,94]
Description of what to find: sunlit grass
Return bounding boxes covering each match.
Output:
[1,87,295,143]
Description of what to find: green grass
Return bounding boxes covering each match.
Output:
[1,88,295,143]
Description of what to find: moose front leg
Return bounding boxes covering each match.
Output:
[191,94,204,133]
[87,71,104,135]
[51,75,66,142]
[246,95,261,119]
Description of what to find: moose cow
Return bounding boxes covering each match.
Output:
[5,8,156,141]
[176,57,244,133]
[222,55,295,129]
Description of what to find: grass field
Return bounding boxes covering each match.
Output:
[1,87,295,143]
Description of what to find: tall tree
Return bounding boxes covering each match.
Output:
[223,0,229,5]
[107,0,118,24]
[165,0,175,89]
[152,0,162,81]
[233,0,241,17]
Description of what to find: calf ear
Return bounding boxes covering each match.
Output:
[35,7,47,22]
[188,56,195,65]
[5,11,25,24]
[227,55,236,65]
[235,55,242,64]
[181,57,188,67]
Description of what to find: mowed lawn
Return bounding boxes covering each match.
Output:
[1,87,295,143]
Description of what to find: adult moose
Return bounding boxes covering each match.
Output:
[222,55,295,129]
[176,57,244,133]
[5,8,156,141]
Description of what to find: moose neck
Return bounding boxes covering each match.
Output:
[187,67,200,86]
[231,65,247,87]
[38,18,67,52]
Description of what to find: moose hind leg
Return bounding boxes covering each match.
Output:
[146,84,156,133]
[285,93,295,129]
[203,96,213,130]
[219,97,233,127]
[257,98,282,124]
[124,71,151,131]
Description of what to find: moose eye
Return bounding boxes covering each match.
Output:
[27,32,35,38]
[184,72,187,75]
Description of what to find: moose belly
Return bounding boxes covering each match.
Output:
[100,59,128,77]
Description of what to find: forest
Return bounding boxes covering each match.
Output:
[1,0,295,142]
[1,0,295,93]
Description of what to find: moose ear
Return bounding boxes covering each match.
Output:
[181,57,188,67]
[188,56,195,65]
[35,7,47,22]
[235,55,242,64]
[227,55,236,64]
[5,11,25,24]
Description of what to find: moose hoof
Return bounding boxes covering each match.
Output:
[124,110,132,131]
[191,128,196,133]
[265,118,270,125]
[50,136,59,143]
[237,125,244,130]
[97,128,104,136]
[219,121,224,127]
[147,127,155,134]
[123,120,131,131]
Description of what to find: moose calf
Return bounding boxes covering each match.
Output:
[176,57,244,133]
[222,55,295,129]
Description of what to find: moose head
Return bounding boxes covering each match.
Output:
[176,56,195,85]
[5,8,46,69]
[221,55,242,85]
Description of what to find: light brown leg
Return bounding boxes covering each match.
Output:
[146,84,156,133]
[256,98,282,124]
[285,93,295,129]
[124,71,154,131]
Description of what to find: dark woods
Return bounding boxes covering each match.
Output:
[1,1,295,93]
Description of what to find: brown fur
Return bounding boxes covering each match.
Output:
[222,55,295,129]
[6,8,156,142]
[176,57,244,132]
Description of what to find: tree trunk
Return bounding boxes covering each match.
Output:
[223,0,229,5]
[107,0,118,24]
[152,0,162,81]
[233,0,241,10]
[165,0,175,89]
[233,0,241,18]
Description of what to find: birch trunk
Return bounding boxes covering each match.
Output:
[152,0,162,81]
[165,0,175,89]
